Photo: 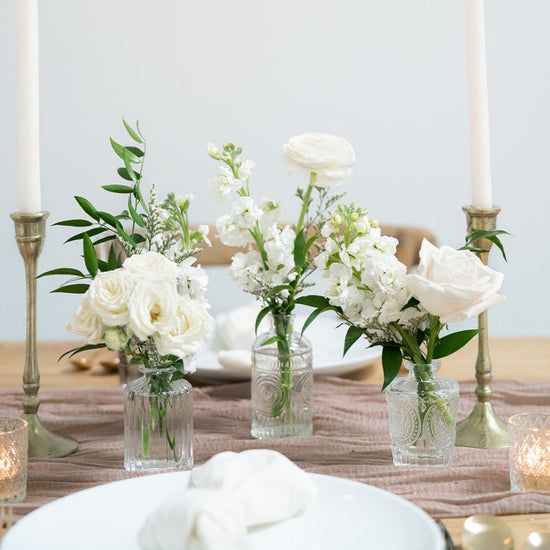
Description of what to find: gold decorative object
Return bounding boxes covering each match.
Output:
[509,413,550,492]
[461,514,514,550]
[455,205,509,448]
[10,211,78,458]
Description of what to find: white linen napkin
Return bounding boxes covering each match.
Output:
[138,449,318,550]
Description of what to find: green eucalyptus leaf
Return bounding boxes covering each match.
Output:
[382,346,403,390]
[51,284,90,294]
[343,325,364,356]
[74,196,99,221]
[65,227,107,244]
[37,267,85,279]
[52,219,93,228]
[122,118,144,144]
[83,234,98,277]
[295,295,332,309]
[101,184,134,194]
[432,329,479,360]
[110,138,138,163]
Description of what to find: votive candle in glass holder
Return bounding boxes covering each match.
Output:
[0,418,28,503]
[509,413,550,492]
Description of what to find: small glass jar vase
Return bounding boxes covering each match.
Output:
[385,361,459,467]
[251,313,313,439]
[124,366,193,472]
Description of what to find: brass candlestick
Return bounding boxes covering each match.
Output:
[455,205,509,448]
[11,211,78,458]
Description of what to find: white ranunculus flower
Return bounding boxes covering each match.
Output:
[66,292,104,344]
[406,239,505,324]
[128,280,179,340]
[154,296,212,364]
[88,269,134,327]
[282,133,355,187]
[123,251,180,282]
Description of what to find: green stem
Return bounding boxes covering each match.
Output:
[271,314,294,420]
[425,318,441,364]
[296,173,316,234]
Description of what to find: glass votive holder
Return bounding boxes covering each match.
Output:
[509,413,550,492]
[0,418,28,503]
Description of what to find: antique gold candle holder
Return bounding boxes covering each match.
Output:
[10,212,78,458]
[455,205,509,448]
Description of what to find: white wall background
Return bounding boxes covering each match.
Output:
[0,0,548,340]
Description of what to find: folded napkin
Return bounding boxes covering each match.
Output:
[139,450,318,550]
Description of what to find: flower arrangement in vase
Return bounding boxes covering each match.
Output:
[41,120,211,470]
[301,204,506,465]
[207,133,354,438]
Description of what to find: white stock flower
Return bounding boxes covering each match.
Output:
[207,142,220,157]
[209,166,241,199]
[123,251,180,282]
[406,239,505,324]
[154,296,212,363]
[229,250,263,294]
[259,196,282,228]
[128,280,179,340]
[216,215,251,247]
[238,159,255,180]
[232,196,263,229]
[282,133,355,187]
[178,257,209,304]
[88,269,134,327]
[66,292,104,344]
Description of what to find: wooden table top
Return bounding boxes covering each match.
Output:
[1,337,549,547]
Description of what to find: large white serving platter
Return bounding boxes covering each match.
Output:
[3,472,443,550]
[193,315,381,382]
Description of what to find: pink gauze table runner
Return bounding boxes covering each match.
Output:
[1,377,549,520]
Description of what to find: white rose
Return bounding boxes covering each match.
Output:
[282,133,355,187]
[88,269,134,327]
[128,279,179,340]
[406,239,505,324]
[66,292,104,344]
[123,251,180,282]
[154,296,212,364]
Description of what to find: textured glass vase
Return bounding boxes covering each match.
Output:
[251,313,313,439]
[124,366,193,472]
[0,418,28,503]
[386,361,459,467]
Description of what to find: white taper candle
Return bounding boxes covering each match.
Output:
[465,0,493,209]
[17,0,42,213]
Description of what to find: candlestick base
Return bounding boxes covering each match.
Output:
[456,402,509,448]
[11,211,79,459]
[25,414,78,458]
[455,205,509,449]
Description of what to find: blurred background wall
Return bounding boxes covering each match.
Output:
[1,0,548,339]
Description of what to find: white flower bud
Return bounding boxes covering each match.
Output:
[104,327,128,352]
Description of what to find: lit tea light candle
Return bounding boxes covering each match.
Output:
[509,413,550,493]
[0,418,28,503]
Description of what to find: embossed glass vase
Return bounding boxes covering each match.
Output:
[124,366,193,471]
[251,313,313,439]
[386,361,459,467]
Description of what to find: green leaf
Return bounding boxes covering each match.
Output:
[101,184,134,194]
[343,326,364,356]
[117,167,140,181]
[122,118,144,144]
[134,181,147,211]
[465,229,510,243]
[93,235,117,246]
[110,138,138,163]
[116,226,136,247]
[131,233,146,244]
[487,235,507,262]
[74,196,99,221]
[295,295,332,309]
[293,228,306,268]
[97,259,110,272]
[37,267,85,279]
[305,234,317,252]
[261,335,280,347]
[301,307,330,335]
[126,146,144,157]
[108,244,118,270]
[52,219,93,228]
[65,227,107,244]
[382,346,403,390]
[123,150,137,181]
[400,297,420,311]
[255,304,275,334]
[51,284,90,294]
[433,329,479,360]
[58,343,106,362]
[127,198,145,227]
[83,234,98,277]
[97,211,121,229]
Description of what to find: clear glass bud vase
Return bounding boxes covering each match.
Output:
[124,366,193,471]
[251,313,313,439]
[385,361,459,467]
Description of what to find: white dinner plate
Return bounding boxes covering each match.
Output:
[192,315,381,382]
[3,472,444,550]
